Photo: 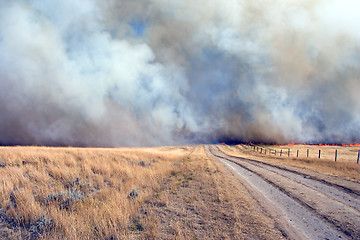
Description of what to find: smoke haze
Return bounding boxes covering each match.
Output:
[0,0,359,146]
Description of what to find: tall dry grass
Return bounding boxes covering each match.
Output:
[0,146,191,239]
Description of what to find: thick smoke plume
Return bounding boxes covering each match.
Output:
[0,0,359,146]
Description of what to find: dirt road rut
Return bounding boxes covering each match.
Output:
[206,145,360,240]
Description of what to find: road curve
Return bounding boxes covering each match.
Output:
[206,145,360,240]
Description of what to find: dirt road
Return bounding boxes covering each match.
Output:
[206,145,360,240]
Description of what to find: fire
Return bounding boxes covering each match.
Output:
[243,141,360,147]
[284,142,360,147]
[348,143,360,147]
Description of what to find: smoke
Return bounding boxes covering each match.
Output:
[0,0,359,146]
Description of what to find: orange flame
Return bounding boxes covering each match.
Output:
[284,142,360,147]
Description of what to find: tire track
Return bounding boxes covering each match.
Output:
[210,146,360,211]
[206,145,359,239]
[233,146,359,197]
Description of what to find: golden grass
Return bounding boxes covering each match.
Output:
[0,145,285,239]
[219,144,360,182]
[0,146,189,239]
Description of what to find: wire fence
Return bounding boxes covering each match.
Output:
[246,144,360,164]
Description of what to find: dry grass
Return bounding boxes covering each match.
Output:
[0,145,285,239]
[219,144,360,182]
[0,146,187,239]
[134,146,285,239]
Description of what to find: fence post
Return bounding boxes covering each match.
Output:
[297,150,299,157]
[257,147,259,151]
[261,148,263,153]
[265,149,267,154]
[335,149,338,162]
[275,150,276,155]
[319,149,321,159]
[357,150,359,164]
[280,149,282,156]
[288,148,290,157]
[307,149,309,158]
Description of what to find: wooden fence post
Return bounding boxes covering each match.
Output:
[275,150,276,155]
[357,150,359,164]
[335,149,338,162]
[297,150,299,157]
[307,149,309,158]
[288,148,290,157]
[319,149,321,159]
[280,149,282,156]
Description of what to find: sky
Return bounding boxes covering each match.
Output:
[0,0,359,147]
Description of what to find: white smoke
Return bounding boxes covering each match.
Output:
[0,0,359,146]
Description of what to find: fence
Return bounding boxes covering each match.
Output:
[246,144,360,164]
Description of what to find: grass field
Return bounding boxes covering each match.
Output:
[0,145,285,239]
[219,144,360,182]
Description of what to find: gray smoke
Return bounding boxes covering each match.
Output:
[0,0,359,146]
